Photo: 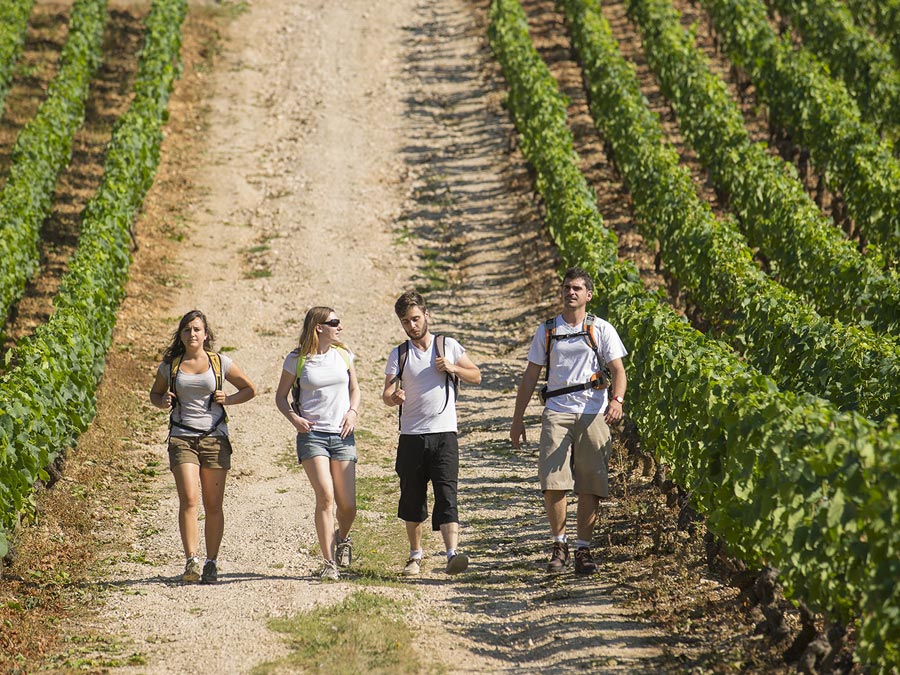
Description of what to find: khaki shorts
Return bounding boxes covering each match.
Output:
[538,408,611,497]
[168,435,232,470]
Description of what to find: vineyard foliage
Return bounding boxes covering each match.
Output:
[845,0,900,68]
[0,0,187,559]
[0,0,106,332]
[626,0,900,335]
[769,0,900,137]
[489,0,900,669]
[545,0,900,423]
[701,0,900,263]
[0,0,35,114]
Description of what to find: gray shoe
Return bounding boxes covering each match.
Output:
[446,553,469,575]
[402,558,421,576]
[182,556,202,583]
[335,536,353,568]
[320,560,340,581]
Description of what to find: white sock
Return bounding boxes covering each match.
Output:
[205,558,216,565]
[575,539,591,550]
[553,535,567,544]
[409,549,423,560]
[446,548,457,560]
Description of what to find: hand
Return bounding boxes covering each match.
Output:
[164,391,176,408]
[510,418,527,449]
[390,387,406,405]
[434,357,455,375]
[213,390,227,405]
[340,409,358,439]
[293,416,316,433]
[604,399,623,424]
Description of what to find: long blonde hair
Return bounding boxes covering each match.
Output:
[297,306,348,356]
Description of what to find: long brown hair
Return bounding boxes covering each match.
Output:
[163,310,214,363]
[297,306,347,357]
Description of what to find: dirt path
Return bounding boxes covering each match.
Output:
[74,0,678,671]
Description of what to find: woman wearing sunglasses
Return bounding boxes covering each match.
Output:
[275,306,361,581]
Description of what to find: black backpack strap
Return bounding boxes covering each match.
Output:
[168,352,226,439]
[396,341,409,431]
[539,314,611,403]
[434,335,459,415]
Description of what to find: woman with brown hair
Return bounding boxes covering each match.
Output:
[149,310,256,583]
[275,306,361,581]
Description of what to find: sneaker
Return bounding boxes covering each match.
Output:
[335,536,353,568]
[201,560,218,584]
[320,559,340,581]
[446,552,469,575]
[574,546,598,574]
[546,541,569,573]
[402,557,421,577]
[182,556,202,583]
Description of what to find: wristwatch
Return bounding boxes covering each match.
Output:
[611,395,624,404]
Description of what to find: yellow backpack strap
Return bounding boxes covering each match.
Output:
[206,351,227,421]
[290,350,307,414]
[333,346,351,370]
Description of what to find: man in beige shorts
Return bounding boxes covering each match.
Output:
[510,267,627,574]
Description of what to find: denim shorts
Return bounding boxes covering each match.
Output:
[296,430,357,463]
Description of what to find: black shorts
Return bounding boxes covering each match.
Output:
[395,432,459,531]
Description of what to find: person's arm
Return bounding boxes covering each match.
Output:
[275,368,316,433]
[340,361,362,439]
[149,367,174,409]
[382,373,404,407]
[216,361,256,405]
[604,358,627,424]
[435,352,481,385]
[509,361,542,449]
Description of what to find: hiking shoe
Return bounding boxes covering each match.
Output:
[182,556,202,583]
[320,560,340,581]
[335,536,353,568]
[574,546,598,575]
[546,541,569,573]
[201,560,218,584]
[402,558,421,577]
[446,553,469,575]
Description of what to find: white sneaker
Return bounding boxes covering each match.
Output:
[320,560,339,581]
[335,537,352,568]
[402,558,421,576]
[182,556,202,583]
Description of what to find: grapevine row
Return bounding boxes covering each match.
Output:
[562,0,900,422]
[490,0,900,668]
[0,0,35,114]
[624,0,900,334]
[699,0,900,263]
[0,0,106,330]
[768,0,900,137]
[845,0,900,68]
[0,0,187,561]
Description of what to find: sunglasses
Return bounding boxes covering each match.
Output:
[320,318,341,327]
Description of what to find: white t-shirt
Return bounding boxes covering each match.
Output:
[283,347,353,434]
[385,336,465,434]
[159,353,233,437]
[526,315,627,414]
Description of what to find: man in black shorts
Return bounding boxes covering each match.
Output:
[382,291,481,576]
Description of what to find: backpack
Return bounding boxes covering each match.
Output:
[168,350,226,438]
[539,314,611,403]
[290,346,352,415]
[395,335,459,430]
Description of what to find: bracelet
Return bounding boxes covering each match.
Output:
[348,408,359,415]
